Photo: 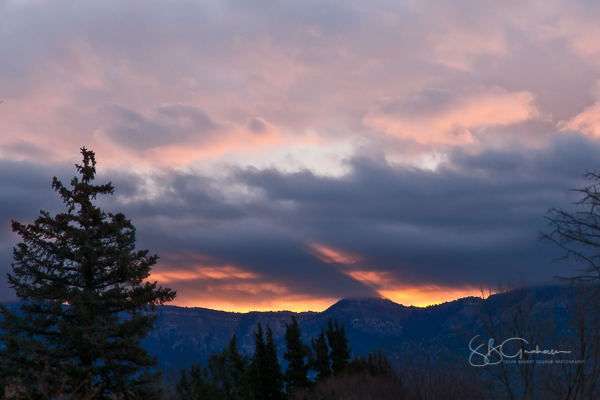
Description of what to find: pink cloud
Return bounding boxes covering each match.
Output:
[363,87,540,145]
[558,90,600,137]
[2,0,600,172]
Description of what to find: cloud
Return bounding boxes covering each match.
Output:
[0,0,599,171]
[113,135,600,307]
[103,104,218,151]
[247,117,274,134]
[339,268,481,306]
[308,243,364,265]
[559,90,600,138]
[363,87,540,145]
[4,0,600,311]
[1,139,59,161]
[0,134,597,310]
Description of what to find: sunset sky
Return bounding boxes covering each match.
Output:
[1,0,599,311]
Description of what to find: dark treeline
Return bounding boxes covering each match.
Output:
[171,315,487,400]
[169,282,600,400]
[175,316,353,400]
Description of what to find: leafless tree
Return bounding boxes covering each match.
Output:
[541,171,600,283]
[474,280,554,400]
[541,283,600,399]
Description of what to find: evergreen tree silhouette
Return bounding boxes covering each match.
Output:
[326,318,351,375]
[310,328,331,381]
[0,148,176,399]
[177,333,252,400]
[251,323,284,400]
[283,316,311,392]
[176,363,213,400]
[208,333,253,400]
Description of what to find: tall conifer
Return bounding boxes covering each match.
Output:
[208,333,253,400]
[250,323,266,399]
[283,316,311,392]
[264,326,285,399]
[310,328,331,381]
[251,323,284,400]
[326,318,351,375]
[0,148,176,399]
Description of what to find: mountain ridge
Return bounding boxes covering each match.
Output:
[144,294,490,369]
[0,288,565,371]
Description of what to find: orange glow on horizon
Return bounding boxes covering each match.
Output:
[164,285,482,313]
[169,296,340,313]
[150,252,482,312]
[343,269,482,307]
[380,286,483,307]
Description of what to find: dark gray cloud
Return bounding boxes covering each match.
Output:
[3,134,593,304]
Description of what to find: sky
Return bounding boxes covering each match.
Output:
[1,0,600,311]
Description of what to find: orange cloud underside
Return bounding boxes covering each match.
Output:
[147,249,482,312]
[149,252,342,312]
[343,269,480,306]
[308,244,482,307]
[308,243,364,264]
[150,265,256,282]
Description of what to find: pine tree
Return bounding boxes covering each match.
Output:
[225,333,252,399]
[283,316,311,393]
[0,148,176,399]
[208,333,253,400]
[250,323,266,399]
[177,334,252,400]
[251,323,284,400]
[310,328,330,381]
[326,318,351,375]
[264,326,285,400]
[177,363,213,400]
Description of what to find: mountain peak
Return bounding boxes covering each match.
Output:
[334,296,398,306]
[322,296,411,317]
